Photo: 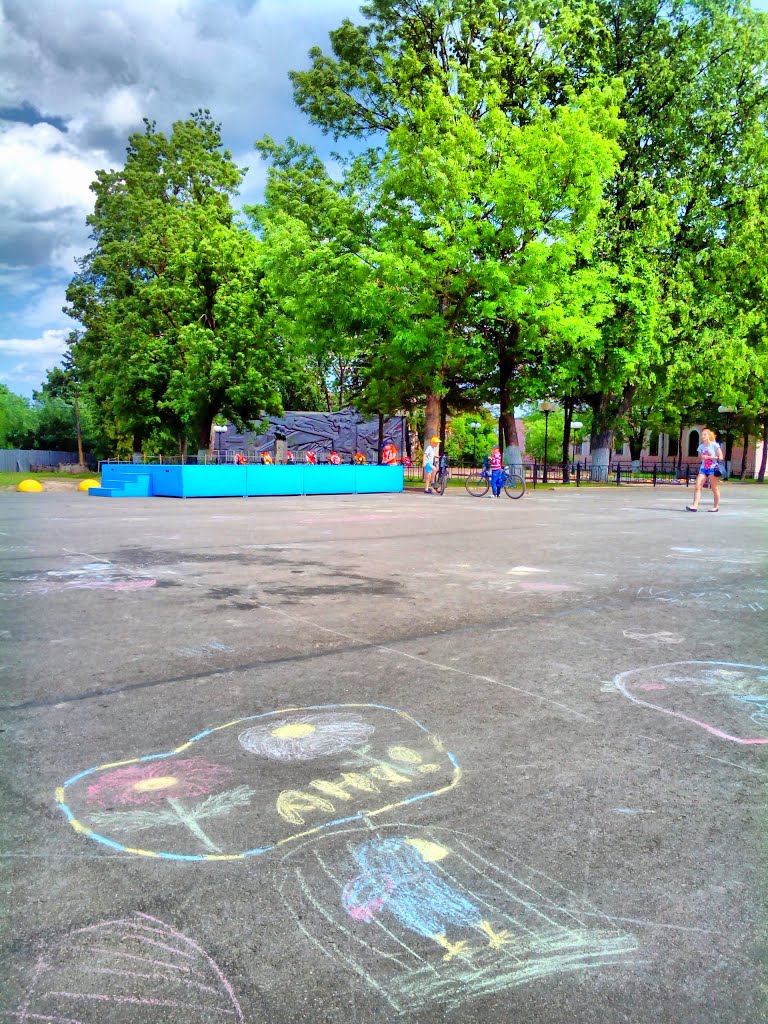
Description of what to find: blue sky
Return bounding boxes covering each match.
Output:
[0,0,362,396]
[1,0,767,397]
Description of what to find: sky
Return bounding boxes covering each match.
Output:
[2,0,768,399]
[0,0,363,396]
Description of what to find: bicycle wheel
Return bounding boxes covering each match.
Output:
[434,469,448,495]
[503,472,526,499]
[465,474,489,497]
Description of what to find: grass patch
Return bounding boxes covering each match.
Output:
[0,471,100,488]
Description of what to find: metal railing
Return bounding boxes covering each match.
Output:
[404,461,702,487]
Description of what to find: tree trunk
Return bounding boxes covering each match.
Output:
[629,430,644,471]
[588,386,636,481]
[758,416,768,482]
[439,396,448,449]
[561,397,573,483]
[424,392,441,451]
[724,424,734,465]
[74,388,84,466]
[589,396,613,481]
[499,323,522,468]
[739,426,750,479]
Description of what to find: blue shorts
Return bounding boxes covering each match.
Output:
[424,463,433,474]
[699,465,716,476]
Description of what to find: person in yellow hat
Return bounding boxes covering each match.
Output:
[423,435,440,493]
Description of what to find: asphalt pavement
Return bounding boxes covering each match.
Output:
[1,482,766,1023]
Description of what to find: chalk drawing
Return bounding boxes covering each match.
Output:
[622,630,685,645]
[85,760,253,854]
[6,561,156,595]
[239,712,375,761]
[635,585,765,613]
[614,661,768,743]
[175,640,233,659]
[8,912,246,1023]
[279,824,637,1014]
[55,704,461,861]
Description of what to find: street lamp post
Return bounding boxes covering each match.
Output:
[213,424,228,463]
[717,405,735,470]
[571,420,583,465]
[469,421,481,466]
[540,401,555,483]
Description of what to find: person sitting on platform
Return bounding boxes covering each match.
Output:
[305,450,317,465]
[328,450,342,465]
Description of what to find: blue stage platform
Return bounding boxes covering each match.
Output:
[90,463,404,498]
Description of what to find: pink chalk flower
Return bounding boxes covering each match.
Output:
[86,759,233,808]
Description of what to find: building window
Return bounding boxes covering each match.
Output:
[649,431,661,457]
[687,430,699,457]
[668,436,679,457]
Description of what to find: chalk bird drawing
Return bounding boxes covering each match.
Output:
[6,912,247,1023]
[279,825,637,1014]
[56,704,461,861]
[615,660,768,744]
[343,836,511,961]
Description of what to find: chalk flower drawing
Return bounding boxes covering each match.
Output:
[615,660,768,744]
[10,911,247,1023]
[238,712,375,761]
[86,759,252,854]
[56,704,461,861]
[280,825,636,1014]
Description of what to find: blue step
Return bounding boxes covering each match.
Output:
[88,474,151,498]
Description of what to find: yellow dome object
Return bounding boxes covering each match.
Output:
[17,479,44,492]
[78,478,101,491]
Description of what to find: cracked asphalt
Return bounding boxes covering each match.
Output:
[1,482,767,1023]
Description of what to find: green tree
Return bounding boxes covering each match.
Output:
[559,0,768,476]
[65,111,285,457]
[0,385,36,449]
[285,2,623,455]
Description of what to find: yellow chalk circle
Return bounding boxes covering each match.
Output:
[271,723,316,740]
[78,478,101,491]
[17,479,43,492]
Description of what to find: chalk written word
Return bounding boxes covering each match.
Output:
[55,704,461,861]
[280,824,637,1014]
[9,912,246,1023]
[614,661,768,743]
[276,744,443,825]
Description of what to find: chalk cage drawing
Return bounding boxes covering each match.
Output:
[55,704,462,861]
[8,911,247,1024]
[278,823,637,1015]
[614,661,768,744]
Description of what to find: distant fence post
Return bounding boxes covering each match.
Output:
[652,465,657,487]
[686,465,691,486]
[615,465,621,486]
[532,463,538,489]
[576,464,581,486]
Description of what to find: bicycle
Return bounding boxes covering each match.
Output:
[465,464,526,499]
[432,455,450,495]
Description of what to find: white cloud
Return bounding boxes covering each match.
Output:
[0,0,364,395]
[0,329,69,394]
[0,329,69,357]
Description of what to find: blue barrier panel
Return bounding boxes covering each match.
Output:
[303,465,357,494]
[95,462,404,497]
[246,464,304,496]
[354,465,403,493]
